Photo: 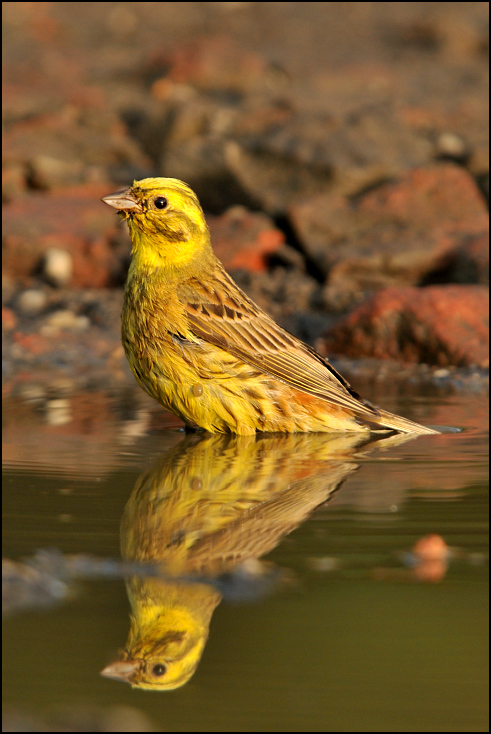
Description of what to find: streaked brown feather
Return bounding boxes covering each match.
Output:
[177,262,379,419]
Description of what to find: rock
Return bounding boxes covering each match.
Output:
[155,35,274,94]
[318,285,489,368]
[2,306,17,331]
[45,398,72,426]
[16,289,48,316]
[43,247,73,287]
[2,104,150,191]
[164,135,257,213]
[41,309,90,334]
[16,384,47,406]
[207,206,286,272]
[289,164,489,293]
[2,162,28,201]
[29,154,85,190]
[435,132,470,163]
[2,185,124,287]
[227,104,433,214]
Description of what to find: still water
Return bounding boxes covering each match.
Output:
[3,386,488,732]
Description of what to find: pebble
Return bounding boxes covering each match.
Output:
[40,310,90,335]
[436,132,469,162]
[434,368,450,378]
[45,398,72,426]
[43,247,73,287]
[16,289,48,316]
[306,556,341,572]
[17,384,47,406]
[30,155,84,190]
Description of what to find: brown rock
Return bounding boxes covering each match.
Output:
[156,35,272,93]
[290,164,489,293]
[228,104,433,214]
[2,105,149,191]
[207,206,286,272]
[2,185,123,287]
[319,285,489,368]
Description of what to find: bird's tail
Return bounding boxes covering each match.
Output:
[364,407,439,435]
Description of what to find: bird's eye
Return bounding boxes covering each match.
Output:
[153,196,168,210]
[152,663,167,677]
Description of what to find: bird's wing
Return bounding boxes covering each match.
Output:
[176,269,379,417]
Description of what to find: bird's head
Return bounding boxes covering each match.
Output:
[102,177,212,272]
[100,610,209,691]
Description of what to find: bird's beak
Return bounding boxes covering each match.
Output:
[101,188,141,212]
[100,659,140,683]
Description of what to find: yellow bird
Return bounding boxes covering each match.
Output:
[102,178,437,435]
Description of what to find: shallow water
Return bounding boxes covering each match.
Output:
[3,387,488,732]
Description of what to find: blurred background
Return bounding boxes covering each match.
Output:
[2,1,489,392]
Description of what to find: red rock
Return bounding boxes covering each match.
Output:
[320,285,489,367]
[207,207,285,272]
[2,307,17,331]
[358,164,485,222]
[2,185,122,287]
[289,164,489,289]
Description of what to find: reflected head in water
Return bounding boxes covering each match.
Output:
[101,578,220,690]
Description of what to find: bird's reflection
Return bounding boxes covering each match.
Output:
[101,431,406,690]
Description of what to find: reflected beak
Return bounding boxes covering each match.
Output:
[100,659,140,683]
[101,188,141,212]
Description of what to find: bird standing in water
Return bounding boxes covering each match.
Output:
[102,178,437,435]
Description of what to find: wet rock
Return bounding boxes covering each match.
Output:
[290,164,489,295]
[319,285,489,368]
[207,206,286,272]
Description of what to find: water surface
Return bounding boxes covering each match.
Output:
[3,388,488,732]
